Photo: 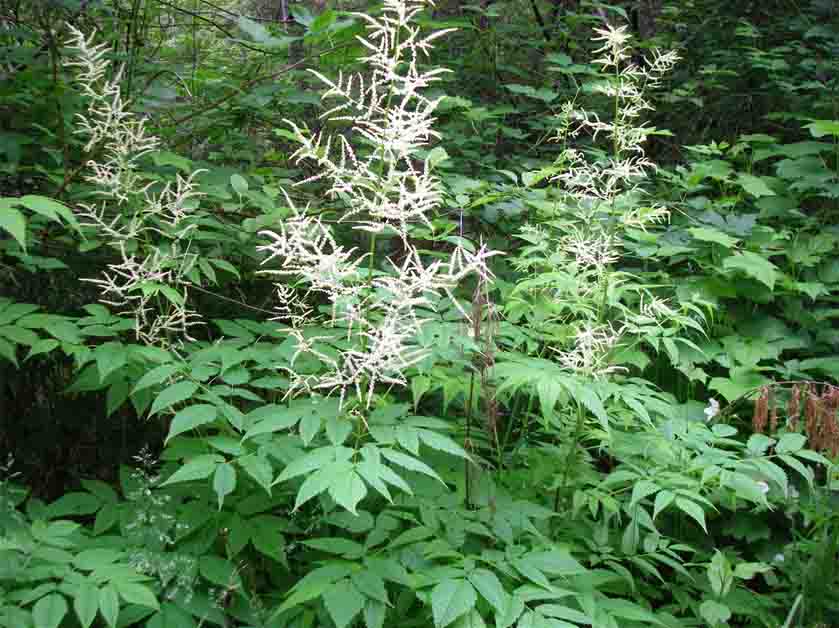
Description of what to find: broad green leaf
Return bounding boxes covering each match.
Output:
[250,515,286,562]
[73,549,123,571]
[199,555,242,588]
[652,490,675,520]
[431,579,477,628]
[276,447,338,483]
[736,173,775,197]
[328,470,367,515]
[74,584,99,628]
[723,251,779,289]
[0,324,39,345]
[132,364,181,394]
[322,579,365,628]
[275,564,355,616]
[417,429,469,458]
[688,227,739,248]
[160,454,222,486]
[213,463,237,509]
[709,370,768,402]
[303,537,365,557]
[115,581,159,610]
[149,380,199,416]
[352,571,388,603]
[699,600,731,626]
[674,497,707,533]
[538,604,592,624]
[734,562,771,580]
[325,415,353,445]
[380,449,442,482]
[166,404,217,443]
[468,568,507,613]
[20,195,80,230]
[93,342,127,381]
[33,593,68,628]
[364,600,387,628]
[230,174,249,196]
[47,492,101,518]
[26,338,59,360]
[776,432,807,454]
[300,411,321,446]
[806,120,839,138]
[242,404,303,440]
[238,454,274,494]
[629,480,660,508]
[0,206,27,249]
[99,584,119,627]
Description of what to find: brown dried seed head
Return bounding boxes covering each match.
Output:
[788,384,801,431]
[753,386,769,434]
[805,391,821,449]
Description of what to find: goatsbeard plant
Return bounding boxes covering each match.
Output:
[259,0,497,410]
[66,27,204,345]
[498,25,703,514]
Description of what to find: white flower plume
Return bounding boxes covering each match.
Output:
[65,26,202,344]
[261,0,499,407]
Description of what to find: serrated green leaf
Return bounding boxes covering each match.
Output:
[199,555,242,588]
[380,449,442,482]
[0,206,27,250]
[238,454,274,494]
[161,455,222,486]
[132,364,181,394]
[431,579,477,628]
[74,584,99,628]
[242,405,303,440]
[352,570,388,603]
[115,581,159,610]
[776,432,807,454]
[250,515,286,563]
[675,497,707,533]
[166,404,217,443]
[364,599,387,628]
[19,195,80,230]
[652,490,675,520]
[303,537,365,557]
[323,579,366,628]
[699,600,731,626]
[150,380,199,416]
[468,568,507,613]
[99,584,119,627]
[688,227,739,248]
[33,593,68,628]
[213,463,237,509]
[329,470,367,515]
[723,251,779,289]
[47,492,101,518]
[736,173,776,197]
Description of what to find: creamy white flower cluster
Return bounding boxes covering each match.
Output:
[66,27,202,344]
[285,0,454,241]
[548,26,679,376]
[553,25,678,228]
[260,0,497,407]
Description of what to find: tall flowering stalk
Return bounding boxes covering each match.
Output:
[65,28,203,344]
[259,0,496,408]
[513,25,681,376]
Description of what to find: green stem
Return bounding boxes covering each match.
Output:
[554,401,586,512]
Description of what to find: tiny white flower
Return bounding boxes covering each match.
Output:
[756,481,770,495]
[704,398,720,422]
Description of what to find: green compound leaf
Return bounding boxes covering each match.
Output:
[431,579,477,628]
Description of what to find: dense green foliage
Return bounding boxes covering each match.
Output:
[1,0,839,627]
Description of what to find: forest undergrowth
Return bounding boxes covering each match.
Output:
[1,0,839,626]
